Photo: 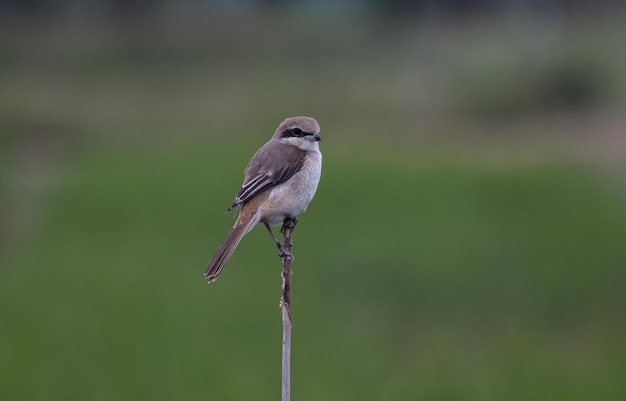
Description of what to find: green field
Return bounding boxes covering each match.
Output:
[2,11,626,401]
[2,139,625,400]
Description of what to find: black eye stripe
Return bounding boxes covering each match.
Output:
[282,127,308,138]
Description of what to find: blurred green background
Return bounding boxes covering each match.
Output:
[1,1,626,400]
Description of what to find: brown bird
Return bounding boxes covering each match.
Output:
[204,116,322,283]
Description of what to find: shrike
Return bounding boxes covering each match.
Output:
[204,116,322,283]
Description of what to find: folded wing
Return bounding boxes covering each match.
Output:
[227,143,305,212]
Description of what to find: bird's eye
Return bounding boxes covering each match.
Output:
[282,127,305,138]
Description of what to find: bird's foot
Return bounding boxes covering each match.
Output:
[281,217,298,234]
[276,243,295,260]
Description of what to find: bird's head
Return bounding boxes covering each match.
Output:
[274,116,321,151]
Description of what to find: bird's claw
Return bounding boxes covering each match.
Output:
[277,243,294,260]
[281,217,298,234]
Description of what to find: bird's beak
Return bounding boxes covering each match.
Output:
[307,132,321,142]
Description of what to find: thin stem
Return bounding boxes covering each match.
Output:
[280,222,293,401]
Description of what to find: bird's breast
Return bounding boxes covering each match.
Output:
[261,150,322,225]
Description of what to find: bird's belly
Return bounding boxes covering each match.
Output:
[260,153,321,226]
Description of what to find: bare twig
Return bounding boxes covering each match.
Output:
[280,222,294,401]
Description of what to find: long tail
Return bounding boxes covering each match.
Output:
[204,216,256,283]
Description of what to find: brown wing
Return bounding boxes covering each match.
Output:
[227,141,305,212]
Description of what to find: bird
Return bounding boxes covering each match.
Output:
[204,116,322,283]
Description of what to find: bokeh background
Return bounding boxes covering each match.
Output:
[1,1,625,400]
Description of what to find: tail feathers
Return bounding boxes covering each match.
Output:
[204,220,253,283]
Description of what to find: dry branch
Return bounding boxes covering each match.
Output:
[280,222,294,401]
